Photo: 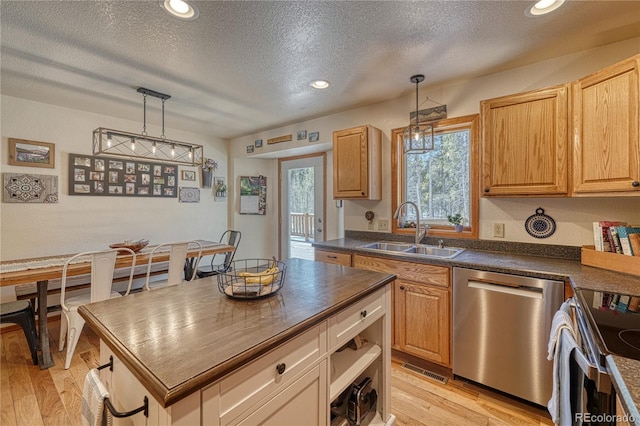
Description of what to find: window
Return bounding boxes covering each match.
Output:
[391,114,479,239]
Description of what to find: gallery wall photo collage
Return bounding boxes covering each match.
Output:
[68,153,178,198]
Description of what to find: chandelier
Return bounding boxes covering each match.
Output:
[93,88,203,166]
[403,74,435,154]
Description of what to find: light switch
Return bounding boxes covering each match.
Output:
[378,219,389,231]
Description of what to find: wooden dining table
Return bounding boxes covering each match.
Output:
[0,240,234,369]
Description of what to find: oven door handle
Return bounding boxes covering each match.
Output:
[569,299,612,393]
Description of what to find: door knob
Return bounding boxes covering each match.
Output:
[632,181,639,187]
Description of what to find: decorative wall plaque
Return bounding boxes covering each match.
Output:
[3,173,58,203]
[267,135,292,145]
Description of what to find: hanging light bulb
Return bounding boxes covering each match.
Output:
[131,138,136,151]
[403,74,434,153]
[152,141,157,155]
[188,147,193,159]
[106,132,112,148]
[171,144,176,157]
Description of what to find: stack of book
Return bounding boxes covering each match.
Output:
[592,221,640,256]
[592,291,640,313]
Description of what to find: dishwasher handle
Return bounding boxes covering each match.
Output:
[468,280,543,299]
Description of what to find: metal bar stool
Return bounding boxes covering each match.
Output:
[1,300,38,365]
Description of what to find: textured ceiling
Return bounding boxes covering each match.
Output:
[2,1,640,140]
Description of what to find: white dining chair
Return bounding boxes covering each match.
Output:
[143,240,202,290]
[59,248,136,370]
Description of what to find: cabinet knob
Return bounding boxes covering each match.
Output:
[632,181,640,187]
[361,192,365,196]
[399,286,405,290]
[276,363,286,375]
[360,310,367,318]
[484,187,490,193]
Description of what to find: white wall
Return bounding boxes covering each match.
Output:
[230,38,640,250]
[1,96,228,260]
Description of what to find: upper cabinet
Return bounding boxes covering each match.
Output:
[332,125,382,200]
[481,85,569,196]
[481,54,640,198]
[572,55,640,196]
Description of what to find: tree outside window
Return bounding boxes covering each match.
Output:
[392,115,479,239]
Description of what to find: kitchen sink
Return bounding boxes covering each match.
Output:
[358,242,416,252]
[357,241,465,259]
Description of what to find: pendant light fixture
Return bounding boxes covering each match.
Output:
[403,74,434,154]
[93,88,203,166]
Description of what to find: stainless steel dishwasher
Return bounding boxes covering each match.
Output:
[453,268,564,406]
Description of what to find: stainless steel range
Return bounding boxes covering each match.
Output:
[574,289,640,362]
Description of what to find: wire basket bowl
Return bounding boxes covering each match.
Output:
[217,258,286,299]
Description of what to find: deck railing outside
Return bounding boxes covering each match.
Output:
[290,213,314,241]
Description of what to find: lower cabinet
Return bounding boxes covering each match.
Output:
[394,279,450,365]
[353,254,452,367]
[234,361,327,426]
[100,285,394,426]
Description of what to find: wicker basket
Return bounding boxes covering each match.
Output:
[217,258,286,299]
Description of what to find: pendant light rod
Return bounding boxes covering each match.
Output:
[142,93,147,136]
[410,74,425,126]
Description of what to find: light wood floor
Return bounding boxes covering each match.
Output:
[1,319,553,425]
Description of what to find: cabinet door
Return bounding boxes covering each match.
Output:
[333,125,381,200]
[234,361,327,426]
[572,55,640,195]
[395,279,450,366]
[481,85,568,196]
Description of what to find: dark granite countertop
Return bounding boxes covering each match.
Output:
[314,234,640,417]
[606,356,640,425]
[313,236,640,295]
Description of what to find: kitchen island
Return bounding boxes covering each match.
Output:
[79,258,396,425]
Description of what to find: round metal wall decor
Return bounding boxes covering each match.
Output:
[525,208,556,238]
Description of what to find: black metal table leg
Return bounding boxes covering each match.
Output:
[36,280,54,369]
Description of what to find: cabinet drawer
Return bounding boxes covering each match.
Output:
[216,322,327,425]
[353,254,450,288]
[329,288,385,350]
[314,249,352,266]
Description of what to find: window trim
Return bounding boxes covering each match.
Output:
[391,114,480,239]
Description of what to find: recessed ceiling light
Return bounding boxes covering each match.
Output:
[311,80,330,89]
[526,0,565,17]
[160,0,199,20]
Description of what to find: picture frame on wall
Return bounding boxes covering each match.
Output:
[297,130,307,140]
[182,170,196,181]
[308,132,319,142]
[246,145,255,154]
[255,139,263,148]
[8,138,55,168]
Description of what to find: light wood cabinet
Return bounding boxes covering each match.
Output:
[394,279,449,365]
[353,254,451,367]
[332,125,382,200]
[615,395,631,426]
[572,54,640,196]
[314,249,352,267]
[481,85,569,196]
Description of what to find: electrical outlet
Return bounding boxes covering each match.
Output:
[368,220,374,230]
[493,223,505,238]
[378,219,389,231]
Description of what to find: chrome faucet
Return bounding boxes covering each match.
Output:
[393,201,427,244]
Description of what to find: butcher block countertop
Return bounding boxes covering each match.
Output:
[78,258,395,408]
